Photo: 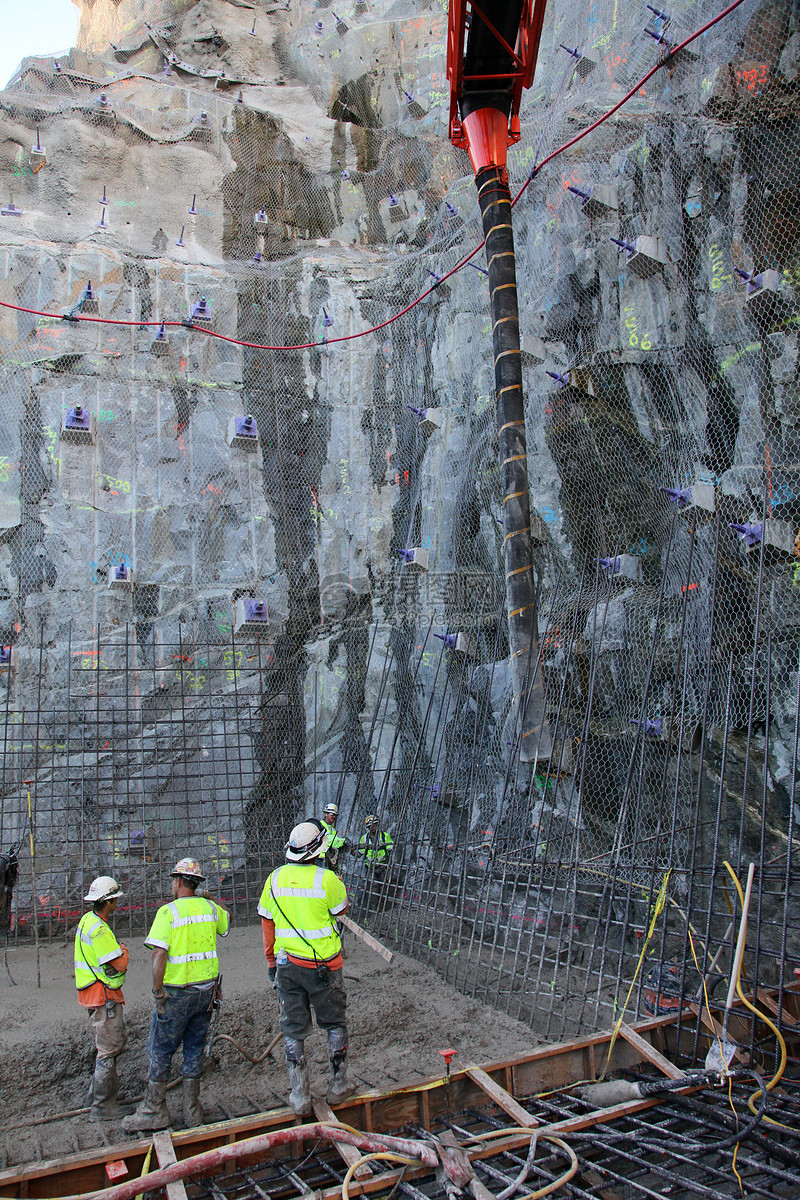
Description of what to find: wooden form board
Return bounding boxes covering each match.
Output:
[617,1023,686,1080]
[152,1131,188,1200]
[311,1099,372,1179]
[462,1065,539,1126]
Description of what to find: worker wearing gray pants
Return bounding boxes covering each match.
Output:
[259,822,353,1115]
[74,876,129,1122]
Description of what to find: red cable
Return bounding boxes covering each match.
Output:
[0,0,747,355]
[512,0,749,206]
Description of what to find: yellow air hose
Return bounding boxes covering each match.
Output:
[722,861,794,1131]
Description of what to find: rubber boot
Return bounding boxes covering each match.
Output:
[89,1057,120,1122]
[326,1028,355,1106]
[284,1037,312,1117]
[121,1080,171,1132]
[182,1077,205,1128]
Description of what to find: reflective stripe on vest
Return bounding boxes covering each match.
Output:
[147,897,225,987]
[360,832,393,862]
[263,864,342,961]
[74,911,125,992]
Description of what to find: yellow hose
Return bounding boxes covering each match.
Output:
[449,1127,578,1199]
[722,861,794,1131]
[341,1152,420,1200]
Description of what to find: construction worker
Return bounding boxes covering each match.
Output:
[74,876,129,1121]
[258,822,352,1115]
[122,858,229,1133]
[319,802,347,869]
[358,814,394,864]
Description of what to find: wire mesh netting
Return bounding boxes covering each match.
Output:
[0,0,798,1043]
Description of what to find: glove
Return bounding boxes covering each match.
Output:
[268,966,277,987]
[152,989,168,1013]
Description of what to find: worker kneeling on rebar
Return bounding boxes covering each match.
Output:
[259,822,353,1115]
[122,858,230,1133]
[74,876,129,1121]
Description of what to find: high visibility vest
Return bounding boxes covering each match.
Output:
[145,897,229,987]
[74,911,126,992]
[359,831,393,863]
[321,819,345,850]
[258,863,347,962]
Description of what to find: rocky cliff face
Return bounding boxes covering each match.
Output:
[0,0,798,1033]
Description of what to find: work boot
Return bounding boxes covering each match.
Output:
[121,1080,171,1132]
[182,1077,205,1128]
[326,1028,355,1106]
[284,1037,312,1117]
[89,1057,120,1122]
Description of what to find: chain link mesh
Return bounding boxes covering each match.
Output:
[0,0,797,1041]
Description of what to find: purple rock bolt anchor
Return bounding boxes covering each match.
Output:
[150,321,170,355]
[659,485,691,507]
[598,556,622,575]
[629,717,663,737]
[190,296,213,328]
[81,281,100,314]
[434,632,458,649]
[730,521,763,548]
[546,370,570,387]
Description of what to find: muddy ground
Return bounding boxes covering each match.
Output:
[0,924,539,1169]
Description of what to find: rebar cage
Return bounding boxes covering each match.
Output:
[0,0,799,1044]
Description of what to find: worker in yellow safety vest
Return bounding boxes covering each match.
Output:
[358,813,394,864]
[74,876,129,1121]
[319,802,347,869]
[259,822,352,1115]
[122,858,230,1133]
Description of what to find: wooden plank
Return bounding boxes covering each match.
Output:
[617,1023,686,1080]
[311,1100,372,1180]
[463,1065,539,1127]
[756,989,799,1027]
[337,914,394,964]
[152,1131,188,1200]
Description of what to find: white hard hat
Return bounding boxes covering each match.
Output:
[286,821,328,862]
[171,857,205,882]
[323,802,338,816]
[84,876,125,903]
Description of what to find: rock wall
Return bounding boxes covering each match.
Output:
[0,0,798,1035]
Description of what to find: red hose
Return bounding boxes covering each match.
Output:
[63,1124,440,1200]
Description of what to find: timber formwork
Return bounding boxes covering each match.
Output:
[1,987,799,1200]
